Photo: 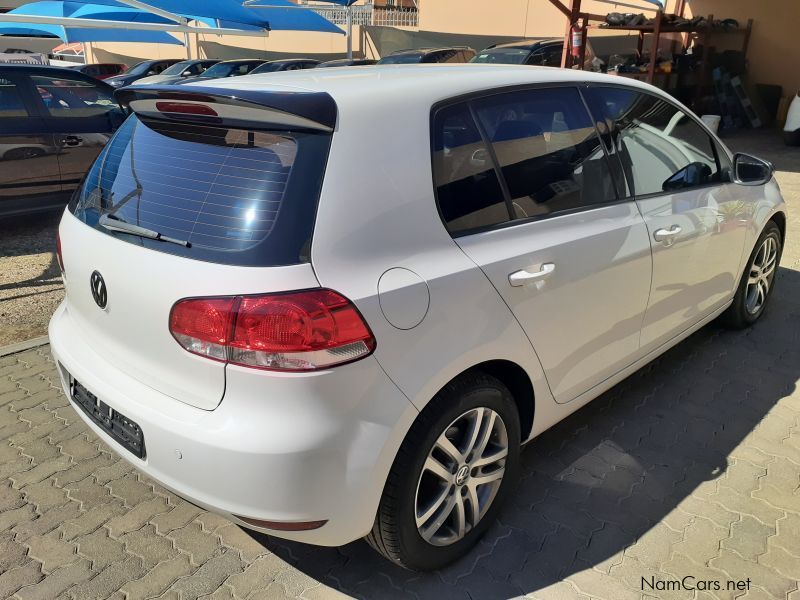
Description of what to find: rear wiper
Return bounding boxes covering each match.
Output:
[99,213,191,248]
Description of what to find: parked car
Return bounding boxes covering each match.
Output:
[472,38,596,69]
[0,65,126,218]
[250,58,321,74]
[135,59,220,85]
[316,58,377,68]
[179,59,266,83]
[69,63,128,80]
[105,58,182,88]
[376,46,476,64]
[50,65,786,571]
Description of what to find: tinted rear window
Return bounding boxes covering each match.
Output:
[69,115,331,266]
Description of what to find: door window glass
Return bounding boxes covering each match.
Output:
[31,75,118,119]
[0,77,29,118]
[473,86,617,220]
[584,87,721,196]
[432,103,510,234]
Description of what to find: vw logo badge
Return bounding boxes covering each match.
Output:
[90,271,107,309]
[455,464,470,486]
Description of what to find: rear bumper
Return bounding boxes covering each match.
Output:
[49,301,417,546]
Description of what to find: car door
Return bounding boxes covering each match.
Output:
[584,86,747,352]
[434,86,652,404]
[30,72,126,198]
[0,72,62,216]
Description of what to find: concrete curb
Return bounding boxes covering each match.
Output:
[0,336,50,358]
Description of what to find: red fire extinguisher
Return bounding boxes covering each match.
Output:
[570,24,582,58]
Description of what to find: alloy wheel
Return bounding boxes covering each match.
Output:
[414,407,508,547]
[745,235,778,314]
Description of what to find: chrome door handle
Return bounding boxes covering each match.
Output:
[653,225,682,244]
[509,263,555,287]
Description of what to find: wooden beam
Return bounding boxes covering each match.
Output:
[647,9,663,83]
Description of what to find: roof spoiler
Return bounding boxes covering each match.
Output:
[115,84,337,132]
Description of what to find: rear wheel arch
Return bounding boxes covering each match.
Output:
[432,359,535,442]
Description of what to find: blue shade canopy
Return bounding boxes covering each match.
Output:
[5,1,341,35]
[245,0,343,34]
[70,0,270,28]
[0,22,183,44]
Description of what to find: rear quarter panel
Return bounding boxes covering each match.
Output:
[309,88,556,440]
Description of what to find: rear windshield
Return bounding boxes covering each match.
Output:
[69,115,331,267]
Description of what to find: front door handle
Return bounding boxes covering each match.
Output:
[509,263,555,287]
[653,225,682,245]
[62,135,83,147]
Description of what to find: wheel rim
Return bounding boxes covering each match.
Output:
[745,236,778,315]
[414,407,508,547]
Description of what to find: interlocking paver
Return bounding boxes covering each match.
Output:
[74,527,127,571]
[25,530,78,574]
[0,561,44,599]
[16,559,94,600]
[119,554,195,600]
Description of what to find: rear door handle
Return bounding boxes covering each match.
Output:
[509,263,555,287]
[653,225,682,244]
[62,135,83,147]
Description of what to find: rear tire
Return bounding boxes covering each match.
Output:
[366,372,520,571]
[722,221,782,329]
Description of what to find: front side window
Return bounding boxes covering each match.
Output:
[432,103,509,234]
[0,77,28,118]
[584,87,722,196]
[473,86,617,219]
[31,75,118,119]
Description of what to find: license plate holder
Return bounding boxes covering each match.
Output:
[67,374,146,459]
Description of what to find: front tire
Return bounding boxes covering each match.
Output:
[722,221,782,328]
[366,373,520,570]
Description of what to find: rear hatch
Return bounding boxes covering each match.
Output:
[60,84,336,410]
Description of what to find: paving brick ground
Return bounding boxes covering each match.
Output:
[0,131,798,599]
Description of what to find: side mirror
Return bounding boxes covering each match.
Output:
[146,70,157,76]
[182,70,192,77]
[662,161,712,191]
[733,153,773,185]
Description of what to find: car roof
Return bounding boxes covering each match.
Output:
[217,59,264,64]
[488,39,561,51]
[0,64,101,76]
[266,58,318,64]
[389,47,469,56]
[182,63,664,109]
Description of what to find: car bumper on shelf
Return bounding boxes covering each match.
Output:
[49,301,418,546]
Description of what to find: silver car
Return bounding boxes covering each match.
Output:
[50,65,786,570]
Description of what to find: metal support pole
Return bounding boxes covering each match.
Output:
[346,4,353,60]
[184,31,190,59]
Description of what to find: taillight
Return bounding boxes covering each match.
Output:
[169,290,375,372]
[56,232,65,275]
[155,101,219,116]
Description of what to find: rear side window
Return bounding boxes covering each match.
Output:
[473,87,617,220]
[0,77,28,118]
[31,75,118,119]
[432,103,510,234]
[584,87,722,196]
[69,115,331,267]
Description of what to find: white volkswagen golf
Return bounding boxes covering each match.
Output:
[50,65,786,570]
